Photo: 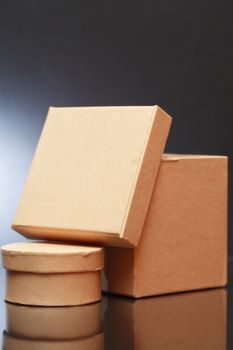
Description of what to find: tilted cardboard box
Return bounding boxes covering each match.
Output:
[104,154,228,296]
[104,288,227,350]
[12,106,172,247]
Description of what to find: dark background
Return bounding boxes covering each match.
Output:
[0,1,232,256]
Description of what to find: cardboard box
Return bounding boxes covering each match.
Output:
[104,288,227,350]
[12,106,172,247]
[104,154,228,297]
[2,242,104,306]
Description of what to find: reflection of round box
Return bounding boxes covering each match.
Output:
[6,302,102,340]
[1,242,104,306]
[3,332,104,350]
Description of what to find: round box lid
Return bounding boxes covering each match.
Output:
[1,242,104,273]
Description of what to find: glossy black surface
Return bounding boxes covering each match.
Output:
[0,260,232,349]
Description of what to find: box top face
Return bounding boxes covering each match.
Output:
[1,242,104,273]
[13,106,172,246]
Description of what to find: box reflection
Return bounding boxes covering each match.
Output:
[3,301,103,349]
[104,288,227,350]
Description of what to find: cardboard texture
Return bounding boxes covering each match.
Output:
[104,288,227,350]
[2,242,104,306]
[12,105,172,247]
[6,302,102,340]
[104,154,228,297]
[3,332,104,350]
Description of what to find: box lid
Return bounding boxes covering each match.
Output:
[12,106,172,247]
[1,242,104,273]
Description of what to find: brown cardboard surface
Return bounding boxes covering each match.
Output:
[3,332,104,350]
[12,106,172,247]
[104,288,227,350]
[6,302,101,340]
[6,270,101,306]
[104,154,228,296]
[2,242,104,306]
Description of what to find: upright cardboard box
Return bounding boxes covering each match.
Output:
[12,106,171,247]
[104,154,228,296]
[104,288,227,350]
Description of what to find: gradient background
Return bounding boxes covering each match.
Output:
[0,1,232,257]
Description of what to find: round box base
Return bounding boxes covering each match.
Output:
[6,270,101,306]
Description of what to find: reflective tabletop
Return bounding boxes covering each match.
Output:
[0,260,232,350]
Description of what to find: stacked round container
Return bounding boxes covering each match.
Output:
[1,242,104,306]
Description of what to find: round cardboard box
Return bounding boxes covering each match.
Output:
[1,242,104,306]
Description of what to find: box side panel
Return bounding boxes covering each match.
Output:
[12,225,134,248]
[103,247,135,295]
[134,156,228,296]
[122,106,172,246]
